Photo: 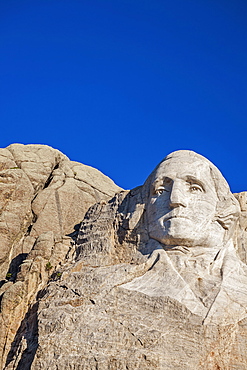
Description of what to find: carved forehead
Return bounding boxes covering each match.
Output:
[155,156,210,178]
[154,153,211,180]
[161,150,212,169]
[145,150,231,195]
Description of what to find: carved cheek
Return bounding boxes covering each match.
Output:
[189,198,217,223]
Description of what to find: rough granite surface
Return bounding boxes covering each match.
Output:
[0,146,247,370]
[0,144,121,369]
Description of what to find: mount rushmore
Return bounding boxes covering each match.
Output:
[0,144,247,369]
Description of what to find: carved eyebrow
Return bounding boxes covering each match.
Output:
[184,176,205,191]
[152,177,172,187]
[150,177,172,194]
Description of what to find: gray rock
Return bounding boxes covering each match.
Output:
[2,149,247,369]
[0,144,121,368]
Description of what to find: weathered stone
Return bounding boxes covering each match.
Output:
[6,144,68,193]
[235,191,247,264]
[1,148,247,369]
[0,166,34,281]
[0,144,121,369]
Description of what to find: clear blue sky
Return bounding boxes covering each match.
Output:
[1,0,246,192]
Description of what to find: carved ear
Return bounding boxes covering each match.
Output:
[214,195,240,233]
[209,164,240,233]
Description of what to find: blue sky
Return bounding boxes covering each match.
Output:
[1,0,246,192]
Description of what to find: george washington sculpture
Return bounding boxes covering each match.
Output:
[77,150,247,324]
[13,150,247,369]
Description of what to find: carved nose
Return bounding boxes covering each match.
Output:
[169,182,187,208]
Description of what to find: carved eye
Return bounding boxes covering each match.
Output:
[154,187,166,195]
[189,184,203,193]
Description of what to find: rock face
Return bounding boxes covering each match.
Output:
[1,148,247,370]
[0,144,121,369]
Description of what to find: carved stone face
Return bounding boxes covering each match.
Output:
[147,152,225,248]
